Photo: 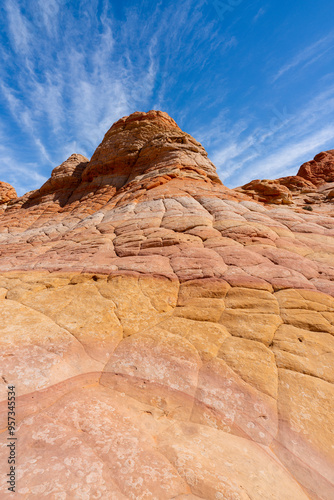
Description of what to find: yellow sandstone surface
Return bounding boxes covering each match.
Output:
[0,272,333,499]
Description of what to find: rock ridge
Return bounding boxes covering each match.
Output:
[235,150,334,207]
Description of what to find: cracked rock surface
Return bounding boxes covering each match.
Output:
[0,110,333,499]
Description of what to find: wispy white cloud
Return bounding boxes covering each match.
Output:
[0,83,53,165]
[209,84,334,186]
[232,125,334,185]
[1,0,215,194]
[253,7,266,23]
[272,32,334,82]
[4,0,32,56]
[0,0,333,199]
[0,142,47,196]
[36,0,60,37]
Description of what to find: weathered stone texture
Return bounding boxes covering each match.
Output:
[0,111,333,499]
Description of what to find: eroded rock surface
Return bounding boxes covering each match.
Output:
[298,150,334,185]
[236,150,334,209]
[0,111,333,499]
[234,178,294,205]
[0,181,17,206]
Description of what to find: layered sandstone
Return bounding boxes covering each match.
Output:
[298,150,334,185]
[0,111,333,500]
[0,180,17,206]
[235,150,334,207]
[233,178,294,205]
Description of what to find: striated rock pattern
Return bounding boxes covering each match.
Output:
[20,153,89,208]
[0,111,333,499]
[234,178,294,205]
[298,150,334,185]
[0,180,17,206]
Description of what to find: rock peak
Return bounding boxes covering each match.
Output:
[111,109,181,130]
[297,149,334,185]
[1,111,245,215]
[22,153,89,208]
[82,109,222,189]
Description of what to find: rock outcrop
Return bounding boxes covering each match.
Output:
[0,111,333,500]
[234,178,294,205]
[84,110,222,187]
[298,150,334,185]
[0,180,17,205]
[235,150,334,208]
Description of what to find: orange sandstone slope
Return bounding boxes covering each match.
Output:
[0,110,333,500]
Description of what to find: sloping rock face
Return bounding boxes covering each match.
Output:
[236,150,334,207]
[0,111,333,500]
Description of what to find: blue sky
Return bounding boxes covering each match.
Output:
[1,0,334,196]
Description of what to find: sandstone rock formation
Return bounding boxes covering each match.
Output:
[0,180,17,206]
[0,110,333,499]
[235,150,334,208]
[298,150,334,185]
[29,153,89,201]
[234,178,294,205]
